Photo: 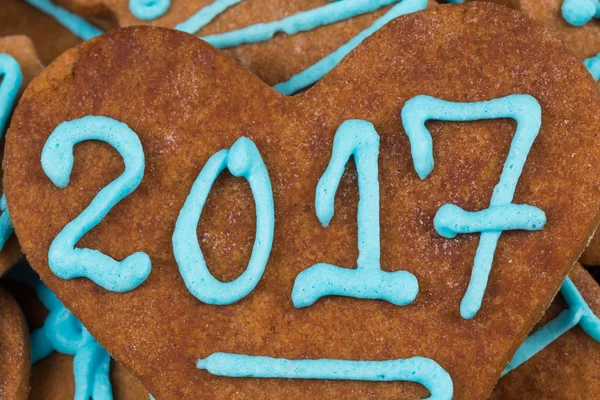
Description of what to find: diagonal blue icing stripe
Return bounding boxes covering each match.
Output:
[502,277,600,375]
[24,0,102,40]
[176,0,245,34]
[402,94,544,319]
[197,352,453,400]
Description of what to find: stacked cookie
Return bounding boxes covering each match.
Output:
[0,1,598,399]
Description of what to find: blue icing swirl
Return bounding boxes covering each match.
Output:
[24,0,102,41]
[585,53,600,81]
[562,0,600,26]
[7,266,114,400]
[0,54,22,252]
[173,137,274,305]
[503,277,600,375]
[130,0,171,20]
[197,352,453,400]
[402,94,545,319]
[41,116,151,292]
[292,120,419,308]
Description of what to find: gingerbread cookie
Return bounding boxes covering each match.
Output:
[23,0,436,92]
[5,3,600,399]
[0,35,43,276]
[4,264,150,400]
[491,263,600,399]
[0,287,30,399]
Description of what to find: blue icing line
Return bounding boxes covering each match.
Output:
[173,137,274,305]
[0,54,22,252]
[130,0,171,20]
[41,116,151,293]
[274,0,428,95]
[562,0,600,26]
[584,53,600,81]
[202,0,420,47]
[197,353,453,400]
[292,120,419,308]
[402,94,544,319]
[24,0,102,41]
[503,277,600,375]
[8,267,114,400]
[175,0,245,34]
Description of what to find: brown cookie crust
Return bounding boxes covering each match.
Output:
[490,263,600,399]
[5,3,600,399]
[0,288,30,400]
[51,0,437,86]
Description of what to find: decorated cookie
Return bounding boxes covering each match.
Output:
[4,264,150,400]
[5,3,600,399]
[469,0,600,60]
[0,287,30,399]
[0,35,44,276]
[490,263,600,399]
[0,0,84,64]
[21,0,436,92]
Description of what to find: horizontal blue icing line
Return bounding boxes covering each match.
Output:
[24,0,102,41]
[561,0,600,27]
[274,0,429,95]
[503,277,600,375]
[197,352,453,400]
[584,53,600,81]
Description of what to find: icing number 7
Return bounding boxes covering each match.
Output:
[42,116,151,292]
[0,54,23,251]
[402,94,546,319]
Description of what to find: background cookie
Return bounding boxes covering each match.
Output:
[0,35,43,276]
[29,0,437,87]
[5,3,600,399]
[0,288,30,400]
[491,263,600,399]
[0,0,82,64]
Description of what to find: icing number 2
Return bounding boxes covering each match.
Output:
[42,116,151,292]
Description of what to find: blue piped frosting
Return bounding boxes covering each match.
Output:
[173,137,274,305]
[561,0,600,26]
[130,0,171,20]
[503,277,600,375]
[42,116,151,292]
[292,120,419,308]
[402,94,545,319]
[197,352,453,400]
[24,0,102,40]
[585,53,600,81]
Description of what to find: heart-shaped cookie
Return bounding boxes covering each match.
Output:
[5,3,600,399]
[0,287,30,399]
[24,0,436,89]
[491,263,600,399]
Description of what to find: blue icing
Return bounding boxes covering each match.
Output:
[130,0,171,20]
[41,116,151,292]
[584,53,600,81]
[562,0,600,26]
[7,266,114,400]
[176,0,244,34]
[292,120,418,308]
[503,277,600,375]
[0,54,22,252]
[173,137,274,305]
[402,94,544,319]
[24,0,102,41]
[197,353,453,400]
[274,0,429,95]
